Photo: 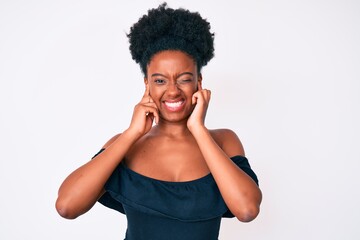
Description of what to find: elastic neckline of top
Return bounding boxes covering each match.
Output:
[121,163,213,185]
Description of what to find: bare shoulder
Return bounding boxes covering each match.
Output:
[209,128,245,157]
[101,133,122,149]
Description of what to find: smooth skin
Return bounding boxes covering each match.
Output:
[56,50,262,222]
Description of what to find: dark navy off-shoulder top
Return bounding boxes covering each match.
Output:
[95,149,258,240]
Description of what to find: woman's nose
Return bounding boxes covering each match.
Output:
[166,81,181,95]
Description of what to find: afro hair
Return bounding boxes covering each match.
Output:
[127,3,215,76]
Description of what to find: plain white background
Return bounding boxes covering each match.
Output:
[1,0,359,239]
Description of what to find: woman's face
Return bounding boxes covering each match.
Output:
[145,50,202,123]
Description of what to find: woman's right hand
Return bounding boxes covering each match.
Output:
[127,84,159,138]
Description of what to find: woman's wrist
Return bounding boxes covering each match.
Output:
[121,128,144,143]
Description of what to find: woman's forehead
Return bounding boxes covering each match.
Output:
[147,50,197,75]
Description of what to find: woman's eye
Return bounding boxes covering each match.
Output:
[178,79,193,84]
[154,79,166,84]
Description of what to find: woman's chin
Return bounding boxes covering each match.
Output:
[159,112,191,123]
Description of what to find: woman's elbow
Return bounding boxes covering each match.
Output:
[235,188,262,222]
[55,197,80,220]
[234,204,260,223]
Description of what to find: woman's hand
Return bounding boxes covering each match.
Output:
[127,84,159,138]
[187,82,211,132]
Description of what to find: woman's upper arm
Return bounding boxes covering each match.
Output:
[212,129,245,157]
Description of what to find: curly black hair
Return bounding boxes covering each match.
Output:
[127,3,215,76]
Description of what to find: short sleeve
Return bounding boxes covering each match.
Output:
[222,155,259,218]
[98,182,126,214]
[91,148,105,159]
[231,155,259,185]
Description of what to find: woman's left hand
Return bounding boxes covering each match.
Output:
[187,82,211,132]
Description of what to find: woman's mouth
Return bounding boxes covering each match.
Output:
[163,100,185,112]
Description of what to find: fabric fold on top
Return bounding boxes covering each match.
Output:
[98,155,259,221]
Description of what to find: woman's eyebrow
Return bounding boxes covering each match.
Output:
[151,72,194,78]
[178,72,193,77]
[151,73,166,78]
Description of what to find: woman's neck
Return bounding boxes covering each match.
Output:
[152,120,192,138]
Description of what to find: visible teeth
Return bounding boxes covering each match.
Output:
[165,101,183,107]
